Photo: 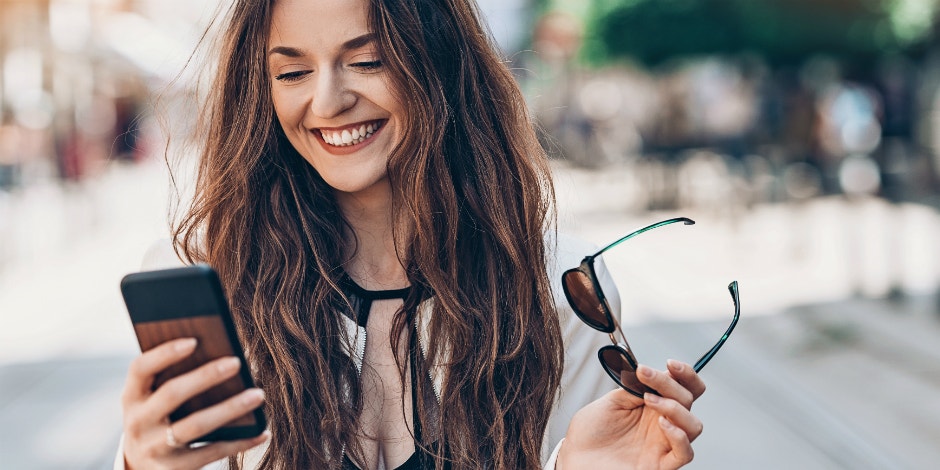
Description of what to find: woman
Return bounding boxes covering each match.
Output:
[118,0,706,468]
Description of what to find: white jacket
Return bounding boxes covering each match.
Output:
[115,232,620,469]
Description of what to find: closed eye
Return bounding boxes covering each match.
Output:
[351,61,382,71]
[274,70,310,82]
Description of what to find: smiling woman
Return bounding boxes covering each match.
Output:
[268,0,404,196]
[114,0,708,469]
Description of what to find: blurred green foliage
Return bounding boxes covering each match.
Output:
[583,0,939,66]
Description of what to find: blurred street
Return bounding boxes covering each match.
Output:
[2,160,940,468]
[5,0,940,468]
[0,159,167,468]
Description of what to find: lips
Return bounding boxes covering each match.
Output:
[317,120,385,147]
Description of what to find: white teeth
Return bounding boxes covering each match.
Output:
[320,122,381,147]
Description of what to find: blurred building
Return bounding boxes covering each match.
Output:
[0,0,213,190]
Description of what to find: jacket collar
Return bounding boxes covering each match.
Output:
[341,298,445,399]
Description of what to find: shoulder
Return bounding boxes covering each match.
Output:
[545,231,598,278]
[544,231,624,454]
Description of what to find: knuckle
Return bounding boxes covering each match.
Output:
[198,442,233,464]
[156,376,189,402]
[123,407,151,436]
[213,362,233,379]
[213,444,237,461]
[154,462,176,470]
[209,357,239,377]
[665,398,683,414]
[161,383,188,403]
[123,416,144,438]
[166,462,187,470]
[222,397,245,415]
[120,387,135,408]
[195,359,222,379]
[142,441,163,461]
[128,356,148,377]
[177,420,205,441]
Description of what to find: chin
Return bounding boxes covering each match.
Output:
[299,150,392,198]
[320,173,390,197]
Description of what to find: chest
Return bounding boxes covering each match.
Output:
[353,298,418,469]
[360,299,412,427]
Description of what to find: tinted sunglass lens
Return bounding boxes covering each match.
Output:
[563,270,611,331]
[599,346,655,398]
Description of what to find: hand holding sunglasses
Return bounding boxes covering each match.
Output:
[562,217,740,398]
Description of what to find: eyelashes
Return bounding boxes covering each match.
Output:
[273,61,384,82]
[351,61,382,71]
[274,71,309,82]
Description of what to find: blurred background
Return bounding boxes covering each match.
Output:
[1,0,939,468]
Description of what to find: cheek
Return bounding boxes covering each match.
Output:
[382,98,407,141]
[272,110,309,161]
[271,91,306,128]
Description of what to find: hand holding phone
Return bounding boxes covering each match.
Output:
[119,265,269,468]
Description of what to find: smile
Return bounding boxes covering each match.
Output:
[318,120,385,147]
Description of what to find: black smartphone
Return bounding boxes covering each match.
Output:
[120,264,266,443]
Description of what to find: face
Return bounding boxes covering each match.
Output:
[268,0,404,199]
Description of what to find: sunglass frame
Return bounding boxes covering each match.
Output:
[561,217,740,397]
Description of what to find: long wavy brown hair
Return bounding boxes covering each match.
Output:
[173,0,562,468]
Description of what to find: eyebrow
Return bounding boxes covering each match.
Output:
[267,33,376,58]
[341,33,375,51]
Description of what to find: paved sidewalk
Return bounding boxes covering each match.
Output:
[0,356,128,469]
[2,160,940,468]
[665,294,940,469]
[4,296,938,469]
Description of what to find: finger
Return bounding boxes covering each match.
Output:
[149,356,243,419]
[637,364,693,409]
[170,388,265,445]
[123,338,199,404]
[644,393,703,441]
[658,416,695,469]
[602,387,645,412]
[667,359,706,401]
[180,431,271,468]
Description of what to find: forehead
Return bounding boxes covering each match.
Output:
[269,0,371,50]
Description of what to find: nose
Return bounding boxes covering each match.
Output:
[309,69,355,119]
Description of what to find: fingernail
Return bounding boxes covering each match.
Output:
[218,356,241,373]
[175,338,198,352]
[645,392,660,404]
[659,416,674,430]
[667,359,683,373]
[242,388,265,406]
[639,365,654,378]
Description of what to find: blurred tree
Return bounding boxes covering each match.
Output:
[590,0,939,67]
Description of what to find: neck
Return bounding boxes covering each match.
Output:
[335,181,410,290]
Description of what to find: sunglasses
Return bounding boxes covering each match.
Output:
[561,217,740,398]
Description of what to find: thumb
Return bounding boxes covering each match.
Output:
[658,416,694,469]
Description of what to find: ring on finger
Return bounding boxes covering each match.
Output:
[166,425,186,449]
